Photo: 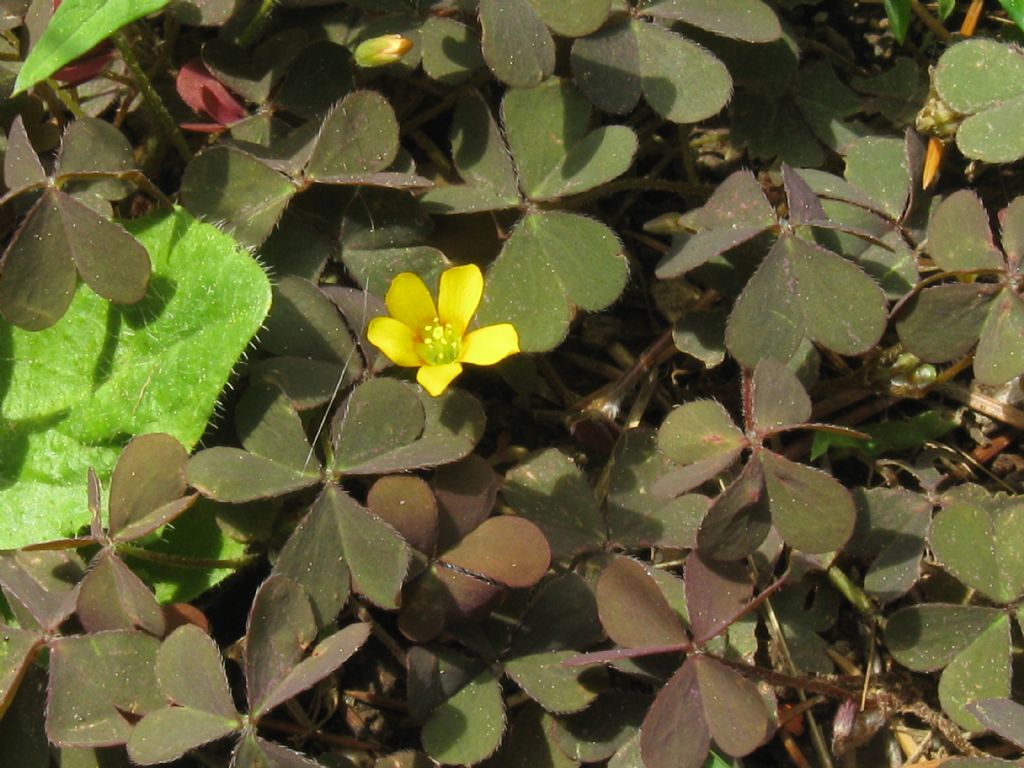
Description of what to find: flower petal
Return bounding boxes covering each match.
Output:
[386,272,437,331]
[437,264,483,336]
[460,324,520,366]
[417,362,463,397]
[367,316,422,367]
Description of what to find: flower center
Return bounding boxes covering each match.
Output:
[418,317,460,365]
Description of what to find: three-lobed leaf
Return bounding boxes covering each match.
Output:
[0,189,151,330]
[726,233,888,367]
[640,656,769,768]
[127,625,240,765]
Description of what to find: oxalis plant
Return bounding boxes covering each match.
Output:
[4,1,1024,767]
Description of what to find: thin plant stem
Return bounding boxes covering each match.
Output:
[565,176,709,207]
[44,79,85,119]
[257,717,379,751]
[910,0,952,41]
[677,125,700,186]
[236,0,277,47]
[112,31,192,162]
[410,128,455,181]
[354,599,407,667]
[762,593,836,768]
[117,542,260,570]
[400,71,491,135]
[827,565,877,623]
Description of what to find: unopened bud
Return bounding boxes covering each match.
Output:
[354,35,414,68]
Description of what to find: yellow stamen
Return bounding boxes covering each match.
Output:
[417,317,461,365]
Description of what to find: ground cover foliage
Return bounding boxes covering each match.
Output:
[3,0,1024,766]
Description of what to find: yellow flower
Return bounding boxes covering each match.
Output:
[353,34,414,68]
[367,265,520,397]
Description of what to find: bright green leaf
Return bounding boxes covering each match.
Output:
[0,207,271,553]
[883,0,911,43]
[810,411,957,461]
[14,0,170,95]
[998,0,1024,32]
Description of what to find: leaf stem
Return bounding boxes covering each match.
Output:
[112,31,192,162]
[761,593,836,768]
[400,71,491,135]
[257,717,379,751]
[236,0,277,48]
[43,79,85,119]
[564,177,709,207]
[117,542,259,570]
[910,0,952,41]
[826,565,877,623]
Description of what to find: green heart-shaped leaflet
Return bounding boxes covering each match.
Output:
[478,211,628,352]
[929,499,1024,604]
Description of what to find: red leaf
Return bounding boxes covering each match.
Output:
[176,57,247,127]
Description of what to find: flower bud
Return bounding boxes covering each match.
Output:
[354,35,414,68]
